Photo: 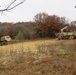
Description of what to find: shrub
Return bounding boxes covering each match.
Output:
[15,30,25,41]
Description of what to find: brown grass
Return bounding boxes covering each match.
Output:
[0,39,76,75]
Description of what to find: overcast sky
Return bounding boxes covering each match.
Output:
[0,0,76,23]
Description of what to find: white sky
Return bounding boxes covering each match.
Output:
[0,0,76,23]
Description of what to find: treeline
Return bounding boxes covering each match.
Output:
[0,12,76,40]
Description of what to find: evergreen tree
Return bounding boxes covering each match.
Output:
[15,30,24,41]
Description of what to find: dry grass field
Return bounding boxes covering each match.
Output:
[0,39,57,50]
[0,39,76,75]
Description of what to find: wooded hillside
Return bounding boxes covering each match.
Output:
[0,12,76,40]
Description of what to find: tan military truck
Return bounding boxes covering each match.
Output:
[0,35,12,46]
[57,26,76,40]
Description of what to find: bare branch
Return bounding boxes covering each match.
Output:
[6,0,16,10]
[0,0,26,12]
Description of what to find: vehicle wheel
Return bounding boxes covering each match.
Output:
[0,43,1,46]
[1,42,3,46]
[73,36,76,39]
[2,41,8,45]
[58,38,60,40]
[4,41,8,45]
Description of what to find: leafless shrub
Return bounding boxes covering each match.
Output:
[36,43,56,55]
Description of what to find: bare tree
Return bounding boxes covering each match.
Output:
[0,0,26,13]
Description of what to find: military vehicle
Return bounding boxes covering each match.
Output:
[57,26,76,40]
[0,35,12,46]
